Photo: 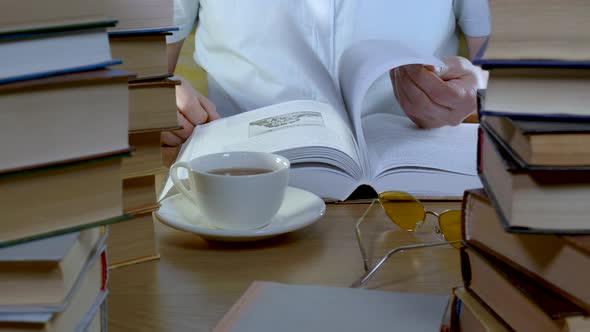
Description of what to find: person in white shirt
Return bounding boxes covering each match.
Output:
[162,0,490,149]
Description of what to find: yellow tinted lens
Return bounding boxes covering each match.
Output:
[438,210,463,248]
[378,192,425,231]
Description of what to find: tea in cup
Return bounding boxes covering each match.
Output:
[169,151,290,230]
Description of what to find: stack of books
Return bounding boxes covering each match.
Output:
[105,0,179,269]
[451,1,590,331]
[0,1,130,330]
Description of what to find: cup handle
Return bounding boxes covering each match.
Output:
[170,161,198,206]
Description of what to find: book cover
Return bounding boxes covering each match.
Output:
[108,26,178,36]
[0,249,109,330]
[477,127,590,234]
[474,59,590,70]
[475,65,590,121]
[0,20,117,39]
[479,123,590,171]
[461,247,590,331]
[461,246,588,319]
[0,236,107,313]
[462,188,590,310]
[213,281,449,332]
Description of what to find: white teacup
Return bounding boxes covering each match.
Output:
[170,151,290,230]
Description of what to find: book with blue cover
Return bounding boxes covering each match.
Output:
[0,21,121,85]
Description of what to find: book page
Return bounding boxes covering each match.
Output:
[159,100,361,200]
[338,40,444,176]
[363,113,480,197]
[364,113,478,176]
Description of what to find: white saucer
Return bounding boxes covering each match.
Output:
[155,187,326,242]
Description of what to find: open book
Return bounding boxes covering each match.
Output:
[163,40,481,201]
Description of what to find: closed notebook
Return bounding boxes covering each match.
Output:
[213,281,449,332]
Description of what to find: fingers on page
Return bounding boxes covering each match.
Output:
[196,94,221,121]
[402,65,464,108]
[173,112,196,140]
[179,94,209,126]
[396,67,451,128]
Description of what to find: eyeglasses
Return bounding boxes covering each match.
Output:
[352,191,463,288]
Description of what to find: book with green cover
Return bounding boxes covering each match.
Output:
[0,151,131,248]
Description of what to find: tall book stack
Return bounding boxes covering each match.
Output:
[104,0,180,269]
[0,0,130,330]
[450,1,590,331]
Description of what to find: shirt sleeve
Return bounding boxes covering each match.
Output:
[167,0,200,44]
[454,0,491,37]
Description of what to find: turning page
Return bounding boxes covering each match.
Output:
[338,39,444,177]
[337,40,481,198]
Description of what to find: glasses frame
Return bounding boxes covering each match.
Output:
[377,192,460,239]
[352,197,462,288]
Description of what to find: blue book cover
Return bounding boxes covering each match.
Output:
[0,20,117,40]
[108,26,179,36]
[472,40,590,69]
[474,58,590,70]
[0,60,123,85]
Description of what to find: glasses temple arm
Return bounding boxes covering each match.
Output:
[354,200,378,272]
[350,241,462,288]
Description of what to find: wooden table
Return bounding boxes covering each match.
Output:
[108,201,462,331]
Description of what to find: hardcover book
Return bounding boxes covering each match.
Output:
[461,247,590,332]
[0,69,131,173]
[480,115,590,167]
[477,128,590,233]
[462,188,590,310]
[0,21,121,84]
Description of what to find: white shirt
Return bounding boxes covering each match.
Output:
[169,0,490,117]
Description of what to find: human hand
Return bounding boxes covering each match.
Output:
[161,76,220,147]
[161,77,220,167]
[390,56,486,128]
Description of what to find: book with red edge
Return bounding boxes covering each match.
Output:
[0,247,110,332]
